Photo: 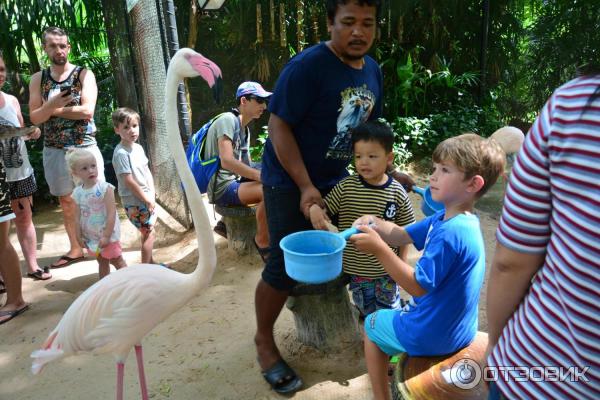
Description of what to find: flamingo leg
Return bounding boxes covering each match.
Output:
[135,344,149,400]
[117,362,125,400]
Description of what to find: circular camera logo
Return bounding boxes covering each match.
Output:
[449,358,482,389]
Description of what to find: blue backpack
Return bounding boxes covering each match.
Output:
[186,112,240,194]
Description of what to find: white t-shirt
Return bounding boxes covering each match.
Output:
[0,92,34,182]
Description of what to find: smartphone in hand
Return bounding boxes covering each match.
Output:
[61,85,72,97]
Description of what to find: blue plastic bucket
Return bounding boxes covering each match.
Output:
[280,227,358,284]
[413,185,444,216]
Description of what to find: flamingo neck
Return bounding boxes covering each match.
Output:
[165,71,217,290]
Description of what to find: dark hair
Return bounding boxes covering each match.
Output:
[326,0,381,21]
[42,27,68,45]
[350,120,394,153]
[112,107,140,127]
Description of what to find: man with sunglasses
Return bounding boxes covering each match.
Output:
[203,81,271,260]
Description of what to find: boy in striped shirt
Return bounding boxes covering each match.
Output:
[309,120,415,319]
[351,133,505,400]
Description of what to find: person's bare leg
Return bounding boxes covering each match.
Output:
[238,182,269,248]
[140,229,155,264]
[254,279,289,370]
[11,197,46,276]
[254,201,269,248]
[365,335,392,400]
[98,256,110,279]
[0,221,27,319]
[58,194,84,259]
[110,256,127,270]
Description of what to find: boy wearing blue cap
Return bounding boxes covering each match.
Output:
[203,81,272,259]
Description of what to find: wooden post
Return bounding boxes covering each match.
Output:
[286,275,360,351]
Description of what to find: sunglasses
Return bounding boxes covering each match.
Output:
[248,96,268,105]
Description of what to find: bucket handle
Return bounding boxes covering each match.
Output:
[412,185,425,198]
[339,227,360,240]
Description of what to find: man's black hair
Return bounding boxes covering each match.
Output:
[326,0,381,21]
[350,120,394,153]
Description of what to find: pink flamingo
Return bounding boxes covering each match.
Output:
[30,48,222,400]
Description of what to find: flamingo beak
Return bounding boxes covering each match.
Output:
[185,52,222,90]
[212,76,223,103]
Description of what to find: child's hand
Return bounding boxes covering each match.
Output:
[145,198,156,212]
[25,127,41,140]
[309,204,331,231]
[98,236,110,249]
[349,224,388,256]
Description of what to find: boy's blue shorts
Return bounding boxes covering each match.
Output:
[215,181,243,207]
[365,309,406,356]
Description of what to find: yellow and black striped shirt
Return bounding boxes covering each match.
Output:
[325,174,416,277]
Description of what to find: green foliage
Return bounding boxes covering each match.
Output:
[249,126,269,161]
[521,1,600,112]
[379,44,480,119]
[392,104,504,160]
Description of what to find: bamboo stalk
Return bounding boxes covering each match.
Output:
[297,0,305,51]
[270,0,276,41]
[280,2,287,47]
[257,3,263,44]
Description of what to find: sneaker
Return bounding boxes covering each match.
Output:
[213,220,227,239]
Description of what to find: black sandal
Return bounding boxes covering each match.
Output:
[27,267,52,281]
[261,359,303,394]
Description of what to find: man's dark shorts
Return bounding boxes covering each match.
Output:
[214,181,243,207]
[261,185,332,291]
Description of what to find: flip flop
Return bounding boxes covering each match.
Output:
[27,267,52,281]
[261,359,303,394]
[0,304,29,325]
[48,255,85,269]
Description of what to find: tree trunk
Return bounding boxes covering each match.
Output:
[286,275,360,351]
[100,0,139,110]
[127,0,191,228]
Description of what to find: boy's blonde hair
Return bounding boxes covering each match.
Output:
[65,148,95,172]
[112,107,140,128]
[432,133,506,198]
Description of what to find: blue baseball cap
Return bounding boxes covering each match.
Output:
[236,81,272,99]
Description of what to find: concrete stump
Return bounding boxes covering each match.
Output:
[286,275,360,351]
[215,204,256,254]
[392,331,489,400]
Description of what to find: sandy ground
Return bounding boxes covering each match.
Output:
[0,177,504,400]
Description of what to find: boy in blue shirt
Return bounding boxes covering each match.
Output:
[351,133,505,400]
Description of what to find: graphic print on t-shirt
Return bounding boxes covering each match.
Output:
[326,85,376,161]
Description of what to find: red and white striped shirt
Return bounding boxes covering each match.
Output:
[489,76,600,399]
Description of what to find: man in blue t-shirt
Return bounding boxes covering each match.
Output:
[254,0,385,395]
